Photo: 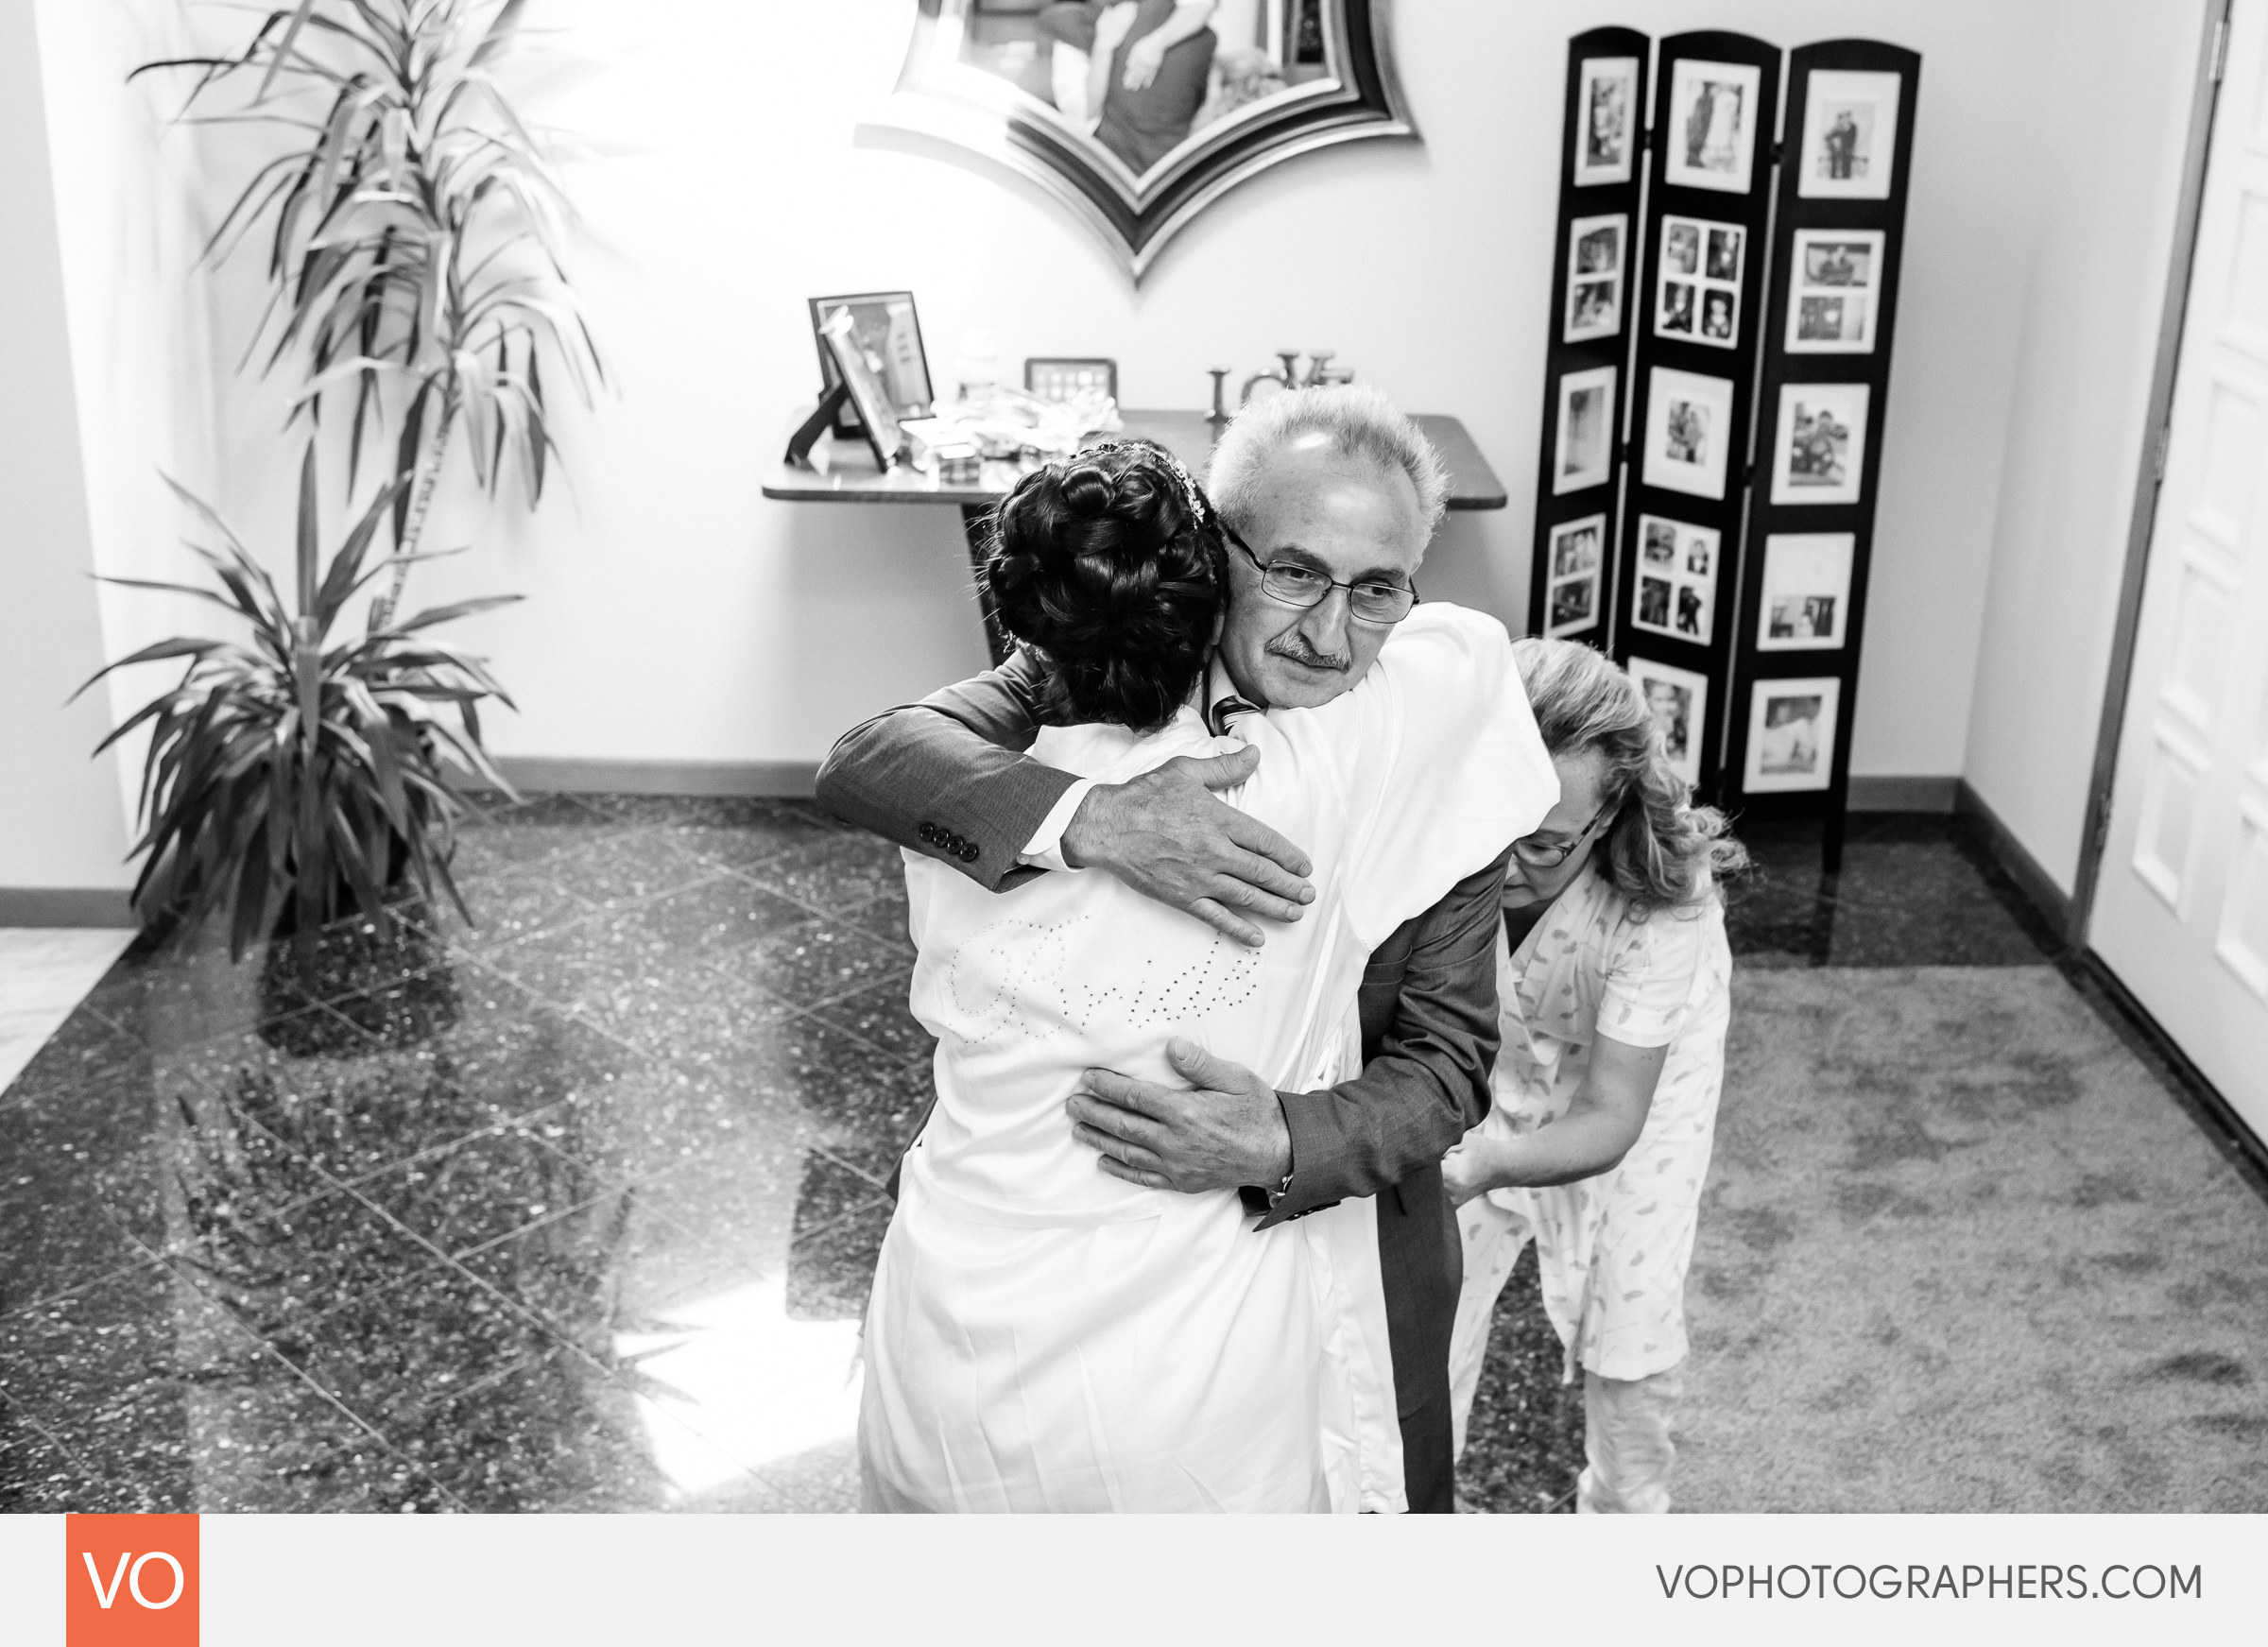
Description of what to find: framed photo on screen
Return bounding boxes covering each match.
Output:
[1744,677,1843,793]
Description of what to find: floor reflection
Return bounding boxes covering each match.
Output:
[1,798,2071,1514]
[1,796,912,1512]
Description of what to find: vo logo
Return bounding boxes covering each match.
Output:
[65,1516,198,1646]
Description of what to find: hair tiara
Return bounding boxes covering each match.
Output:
[1082,438,1207,528]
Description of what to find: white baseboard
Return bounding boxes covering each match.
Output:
[491,757,819,798]
[1846,774,1958,813]
[0,888,138,928]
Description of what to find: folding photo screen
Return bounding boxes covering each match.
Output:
[1527,31,1920,854]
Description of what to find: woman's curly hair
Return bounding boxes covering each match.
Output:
[980,439,1226,733]
[1514,637,1750,917]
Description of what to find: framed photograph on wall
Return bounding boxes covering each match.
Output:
[1663,60,1761,194]
[1786,230,1884,353]
[1628,656,1710,787]
[1744,677,1843,792]
[1642,367,1734,500]
[809,291,933,436]
[1757,533,1855,650]
[1768,383,1871,506]
[1573,57,1641,186]
[818,309,903,470]
[1631,515,1719,646]
[1545,513,1608,637]
[1796,70,1902,200]
[1656,216,1744,349]
[1564,214,1627,343]
[1554,365,1618,494]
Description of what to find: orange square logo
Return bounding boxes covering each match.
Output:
[65,1515,198,1646]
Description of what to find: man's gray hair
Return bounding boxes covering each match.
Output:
[1207,384,1450,539]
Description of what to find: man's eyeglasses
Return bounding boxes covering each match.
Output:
[1510,799,1616,869]
[1226,526,1419,626]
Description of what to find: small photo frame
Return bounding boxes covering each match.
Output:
[1553,365,1617,495]
[1769,383,1871,506]
[1631,515,1719,647]
[1564,214,1627,343]
[818,308,902,470]
[1757,533,1855,650]
[1797,70,1902,200]
[1744,677,1843,793]
[1787,230,1884,354]
[1655,216,1743,350]
[1628,655,1710,788]
[1544,513,1607,638]
[1023,357,1118,403]
[808,292,932,437]
[1573,57,1640,186]
[1663,60,1761,194]
[1642,367,1734,501]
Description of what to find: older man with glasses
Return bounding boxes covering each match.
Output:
[817,385,1557,1512]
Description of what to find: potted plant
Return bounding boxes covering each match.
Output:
[136,0,601,626]
[77,444,517,1052]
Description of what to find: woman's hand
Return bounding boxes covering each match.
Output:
[1440,1135,1505,1210]
[1122,30,1168,89]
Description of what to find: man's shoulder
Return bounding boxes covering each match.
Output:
[1369,845,1513,977]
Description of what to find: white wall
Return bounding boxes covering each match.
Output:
[19,0,2208,815]
[0,0,135,893]
[1964,0,2209,894]
[147,0,2101,781]
[32,0,223,825]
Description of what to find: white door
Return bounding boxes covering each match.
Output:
[2093,0,2268,1140]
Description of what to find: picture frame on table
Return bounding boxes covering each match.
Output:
[1656,215,1744,350]
[1796,70,1902,201]
[1024,357,1119,403]
[1642,367,1734,501]
[1554,365,1618,494]
[1769,383,1871,506]
[818,308,904,470]
[1628,655,1710,788]
[1757,533,1855,650]
[1786,230,1884,353]
[1573,57,1641,187]
[1663,60,1761,194]
[1631,514,1718,646]
[1744,676,1843,793]
[1564,214,1627,343]
[1545,513,1607,637]
[809,291,933,437]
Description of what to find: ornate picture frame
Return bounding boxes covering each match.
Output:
[871,0,1416,282]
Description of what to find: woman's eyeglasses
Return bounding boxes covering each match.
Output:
[1511,799,1616,869]
[1225,526,1418,626]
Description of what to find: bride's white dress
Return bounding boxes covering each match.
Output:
[856,604,1555,1513]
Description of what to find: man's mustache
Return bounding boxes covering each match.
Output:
[1265,634,1352,672]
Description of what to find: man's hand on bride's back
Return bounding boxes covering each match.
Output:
[1059,746,1315,947]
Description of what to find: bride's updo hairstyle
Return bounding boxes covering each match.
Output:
[981,438,1225,733]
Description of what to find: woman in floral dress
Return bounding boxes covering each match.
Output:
[1442,638,1746,1514]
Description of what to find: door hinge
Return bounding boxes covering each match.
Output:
[2153,423,2173,484]
[2211,15,2230,83]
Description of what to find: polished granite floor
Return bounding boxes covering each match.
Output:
[0,798,2245,1514]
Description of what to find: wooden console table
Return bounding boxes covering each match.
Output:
[762,408,1506,663]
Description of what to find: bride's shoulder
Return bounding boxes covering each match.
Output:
[1374,602,1512,670]
[1032,704,1217,781]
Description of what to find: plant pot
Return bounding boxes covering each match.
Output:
[257,886,460,1057]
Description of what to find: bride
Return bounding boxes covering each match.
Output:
[856,439,1554,1512]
